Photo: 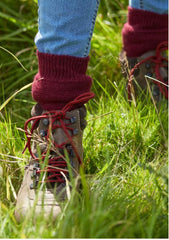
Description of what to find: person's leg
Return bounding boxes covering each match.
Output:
[33,0,100,111]
[122,0,168,57]
[120,0,168,101]
[129,0,168,14]
[15,0,100,222]
[35,0,100,57]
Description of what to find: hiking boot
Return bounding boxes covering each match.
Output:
[15,92,94,222]
[119,41,168,102]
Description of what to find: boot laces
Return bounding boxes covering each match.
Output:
[128,41,168,100]
[23,92,94,185]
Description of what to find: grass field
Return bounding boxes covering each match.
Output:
[0,1,168,238]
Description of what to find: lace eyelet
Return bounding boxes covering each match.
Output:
[70,116,77,124]
[42,118,49,126]
[73,129,79,135]
[146,72,153,77]
[40,130,47,137]
[145,62,151,69]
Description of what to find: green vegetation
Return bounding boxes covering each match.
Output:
[0,0,168,238]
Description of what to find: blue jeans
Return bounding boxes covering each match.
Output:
[35,0,168,57]
[129,0,168,14]
[35,0,100,57]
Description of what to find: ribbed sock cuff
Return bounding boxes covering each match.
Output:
[122,7,168,57]
[32,51,92,110]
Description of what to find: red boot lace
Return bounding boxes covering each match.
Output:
[128,41,168,100]
[23,92,94,185]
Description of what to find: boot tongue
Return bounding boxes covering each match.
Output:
[37,110,76,188]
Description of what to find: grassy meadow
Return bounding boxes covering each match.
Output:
[0,0,168,238]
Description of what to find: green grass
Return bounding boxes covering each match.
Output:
[0,0,168,238]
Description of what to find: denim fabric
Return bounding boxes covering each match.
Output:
[35,0,168,57]
[35,0,100,57]
[129,0,168,14]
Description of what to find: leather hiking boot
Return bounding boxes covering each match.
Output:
[119,41,168,102]
[15,92,94,222]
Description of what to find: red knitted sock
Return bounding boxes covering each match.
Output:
[32,51,92,111]
[122,7,168,57]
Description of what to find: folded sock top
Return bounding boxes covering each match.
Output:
[32,51,92,111]
[122,7,168,57]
